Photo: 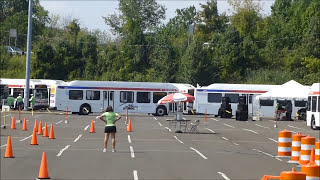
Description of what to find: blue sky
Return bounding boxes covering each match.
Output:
[40,0,275,33]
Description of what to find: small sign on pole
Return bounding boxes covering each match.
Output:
[9,29,17,38]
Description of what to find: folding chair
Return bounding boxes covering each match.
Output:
[189,120,200,133]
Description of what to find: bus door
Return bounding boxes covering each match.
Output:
[169,103,177,113]
[248,94,253,115]
[103,91,114,111]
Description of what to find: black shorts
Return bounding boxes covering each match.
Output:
[104,126,117,133]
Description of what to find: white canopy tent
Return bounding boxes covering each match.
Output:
[255,80,310,118]
[257,80,310,101]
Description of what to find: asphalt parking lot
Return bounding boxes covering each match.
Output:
[1,110,319,180]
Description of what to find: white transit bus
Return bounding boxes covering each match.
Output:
[193,83,279,117]
[307,83,320,130]
[0,78,50,109]
[50,80,195,115]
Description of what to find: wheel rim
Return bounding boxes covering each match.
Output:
[158,108,164,115]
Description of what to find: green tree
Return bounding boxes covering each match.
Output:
[196,0,228,40]
[103,0,166,80]
[178,40,213,86]
[32,40,55,79]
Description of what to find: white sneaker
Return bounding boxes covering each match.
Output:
[112,149,116,153]
[103,148,107,152]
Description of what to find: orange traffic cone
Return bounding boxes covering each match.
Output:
[260,168,306,180]
[48,124,55,139]
[301,147,320,180]
[34,119,38,132]
[43,123,49,137]
[38,121,43,135]
[11,117,16,130]
[22,118,27,131]
[31,129,38,145]
[127,119,132,132]
[37,152,50,179]
[4,136,14,158]
[90,120,95,133]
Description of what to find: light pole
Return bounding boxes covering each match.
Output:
[24,0,33,110]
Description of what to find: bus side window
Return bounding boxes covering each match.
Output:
[312,96,317,112]
[69,90,83,100]
[104,92,108,100]
[86,90,100,100]
[249,94,253,104]
[225,94,239,103]
[260,100,273,106]
[137,92,150,103]
[109,91,114,101]
[307,96,311,111]
[120,91,134,103]
[318,97,320,112]
[208,93,221,103]
[295,100,307,108]
[153,92,167,103]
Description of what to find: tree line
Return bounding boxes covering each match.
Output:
[0,0,319,86]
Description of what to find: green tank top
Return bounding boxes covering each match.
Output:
[103,112,118,126]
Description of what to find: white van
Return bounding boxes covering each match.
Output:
[306,83,320,130]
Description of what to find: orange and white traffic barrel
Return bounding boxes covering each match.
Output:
[280,168,306,180]
[299,136,316,165]
[301,147,320,180]
[260,168,306,180]
[288,133,306,163]
[277,129,292,157]
[316,142,320,166]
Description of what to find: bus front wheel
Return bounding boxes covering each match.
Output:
[311,117,320,130]
[156,106,167,116]
[80,104,91,115]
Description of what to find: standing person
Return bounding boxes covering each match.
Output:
[97,106,121,152]
[16,94,24,110]
[29,94,35,109]
[7,95,15,109]
[275,103,280,121]
[285,100,292,121]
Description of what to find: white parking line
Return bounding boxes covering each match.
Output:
[56,120,62,124]
[157,122,163,127]
[165,127,172,132]
[174,136,184,144]
[128,135,131,144]
[84,125,90,131]
[242,128,259,134]
[252,148,273,157]
[130,146,135,158]
[223,123,235,128]
[74,134,82,142]
[255,124,270,129]
[211,118,219,122]
[57,145,70,157]
[20,135,32,142]
[252,148,282,161]
[189,147,208,159]
[34,115,41,118]
[133,170,138,180]
[233,142,239,145]
[218,172,230,180]
[1,144,7,148]
[268,138,278,143]
[287,125,304,130]
[222,137,228,141]
[205,128,216,134]
[153,117,157,121]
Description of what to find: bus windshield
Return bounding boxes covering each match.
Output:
[35,86,48,99]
